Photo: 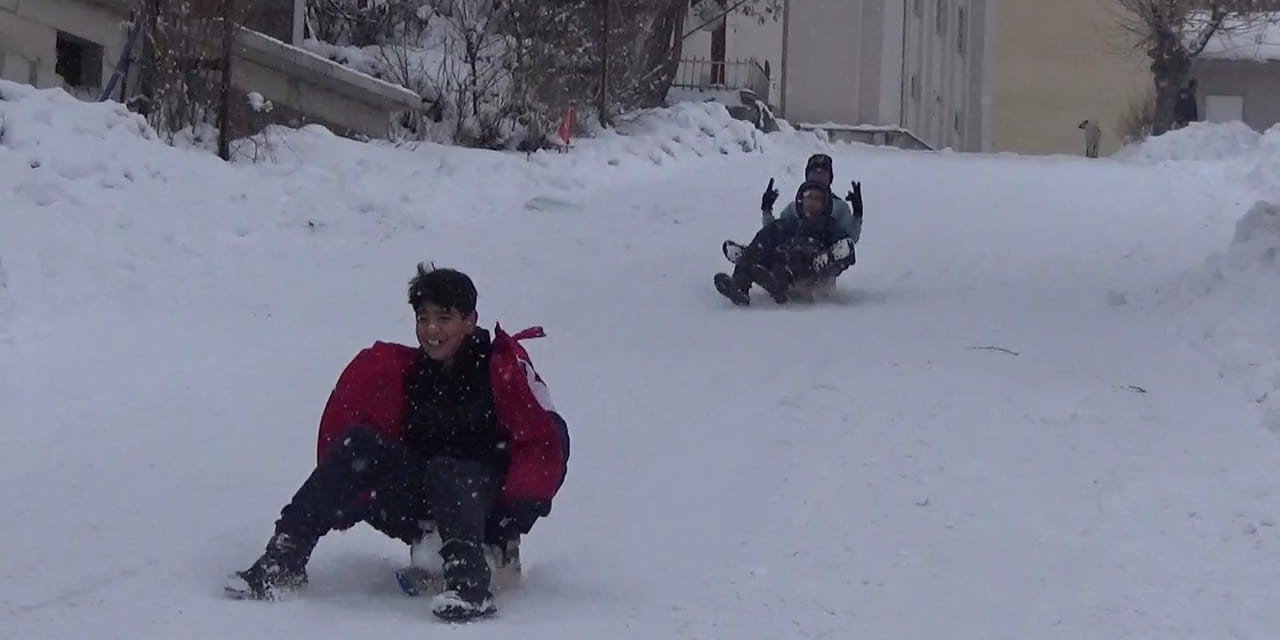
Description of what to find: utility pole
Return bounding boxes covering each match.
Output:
[598,0,611,127]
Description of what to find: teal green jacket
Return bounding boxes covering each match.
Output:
[770,196,861,243]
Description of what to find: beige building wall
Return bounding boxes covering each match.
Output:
[682,0,990,151]
[782,1,864,126]
[897,0,993,151]
[786,0,991,151]
[992,0,1149,156]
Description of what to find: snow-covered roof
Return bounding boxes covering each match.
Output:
[1199,13,1280,62]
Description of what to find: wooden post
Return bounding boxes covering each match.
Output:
[217,0,234,160]
[598,0,610,127]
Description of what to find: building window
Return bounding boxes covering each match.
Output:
[911,73,921,102]
[55,32,104,89]
[957,6,967,54]
[936,0,946,35]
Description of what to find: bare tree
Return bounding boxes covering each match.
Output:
[1118,86,1157,144]
[1109,0,1278,134]
[299,0,771,147]
[307,0,400,46]
[435,0,515,146]
[683,0,782,38]
[135,0,251,157]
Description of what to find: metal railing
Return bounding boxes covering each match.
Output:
[794,123,935,151]
[672,57,770,104]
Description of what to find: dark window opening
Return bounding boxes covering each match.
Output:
[55,32,104,89]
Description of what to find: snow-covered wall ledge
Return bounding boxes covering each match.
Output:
[231,27,422,140]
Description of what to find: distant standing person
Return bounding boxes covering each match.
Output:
[1174,79,1199,129]
[1078,120,1101,158]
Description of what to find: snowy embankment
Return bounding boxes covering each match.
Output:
[1120,122,1280,431]
[4,82,1280,640]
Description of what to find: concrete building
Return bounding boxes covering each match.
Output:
[0,0,134,99]
[0,0,420,140]
[990,0,1150,156]
[1193,15,1280,130]
[680,0,992,152]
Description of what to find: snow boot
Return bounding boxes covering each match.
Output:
[430,539,497,621]
[398,530,521,596]
[431,587,497,622]
[714,273,750,306]
[225,532,312,600]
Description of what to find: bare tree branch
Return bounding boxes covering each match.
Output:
[1106,0,1278,134]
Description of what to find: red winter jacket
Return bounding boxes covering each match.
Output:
[315,327,567,524]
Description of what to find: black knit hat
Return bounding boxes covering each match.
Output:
[794,179,832,216]
[805,153,833,173]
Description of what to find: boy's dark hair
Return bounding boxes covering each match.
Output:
[408,263,477,314]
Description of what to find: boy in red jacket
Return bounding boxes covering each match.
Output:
[226,265,568,622]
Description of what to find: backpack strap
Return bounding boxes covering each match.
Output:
[512,326,545,341]
[495,322,546,342]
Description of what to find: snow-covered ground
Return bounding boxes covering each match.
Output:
[3,82,1280,639]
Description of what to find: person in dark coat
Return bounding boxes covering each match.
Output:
[715,180,855,305]
[762,153,863,242]
[1174,79,1199,129]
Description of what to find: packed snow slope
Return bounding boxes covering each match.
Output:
[4,82,1280,639]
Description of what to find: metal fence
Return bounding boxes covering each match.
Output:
[672,57,770,104]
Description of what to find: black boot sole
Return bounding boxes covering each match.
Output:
[714,273,750,306]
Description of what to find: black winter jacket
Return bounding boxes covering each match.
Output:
[404,329,508,472]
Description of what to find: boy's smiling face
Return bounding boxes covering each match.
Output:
[415,303,477,363]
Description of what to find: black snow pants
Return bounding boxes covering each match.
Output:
[274,425,501,592]
[731,237,854,292]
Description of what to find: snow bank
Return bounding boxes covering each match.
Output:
[0,80,823,323]
[1242,125,1280,201]
[1117,120,1280,201]
[1173,201,1280,429]
[252,99,824,195]
[546,101,817,174]
[0,81,165,200]
[1120,120,1280,428]
[0,83,274,337]
[1115,121,1261,163]
[1117,116,1280,430]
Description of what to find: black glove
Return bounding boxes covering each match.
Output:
[845,181,863,218]
[761,178,779,211]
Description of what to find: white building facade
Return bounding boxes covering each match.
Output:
[681,0,992,151]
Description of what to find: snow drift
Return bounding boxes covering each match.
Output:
[1116,120,1261,164]
[1118,121,1280,426]
[1174,201,1280,430]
